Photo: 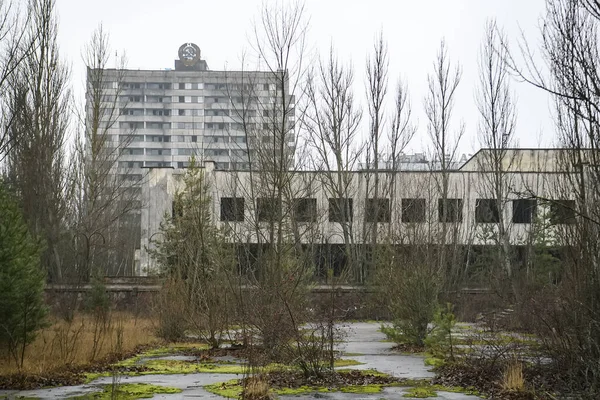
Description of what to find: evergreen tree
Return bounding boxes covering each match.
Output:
[0,181,47,368]
[150,159,233,348]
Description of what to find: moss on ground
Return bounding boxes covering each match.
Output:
[332,358,363,367]
[205,379,385,398]
[403,386,438,398]
[424,357,445,368]
[115,343,210,367]
[67,383,181,399]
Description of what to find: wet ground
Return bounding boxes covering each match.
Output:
[0,322,482,399]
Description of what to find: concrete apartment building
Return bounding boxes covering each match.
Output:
[139,148,582,276]
[88,42,295,180]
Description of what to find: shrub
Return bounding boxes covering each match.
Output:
[424,303,457,361]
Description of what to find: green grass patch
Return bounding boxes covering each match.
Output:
[424,357,445,368]
[333,358,363,367]
[403,386,438,398]
[340,384,383,394]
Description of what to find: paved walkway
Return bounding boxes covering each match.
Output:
[0,322,482,399]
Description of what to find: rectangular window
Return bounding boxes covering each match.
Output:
[365,198,391,223]
[178,109,185,116]
[294,198,317,222]
[550,200,576,224]
[402,198,426,223]
[476,199,500,223]
[328,198,353,223]
[121,148,144,156]
[179,96,185,103]
[512,199,537,224]
[257,198,281,222]
[438,199,463,223]
[146,148,171,156]
[220,197,245,222]
[178,82,185,90]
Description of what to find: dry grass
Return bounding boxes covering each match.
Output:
[0,311,158,375]
[242,376,273,400]
[502,359,525,392]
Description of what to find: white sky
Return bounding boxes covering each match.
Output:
[55,0,553,156]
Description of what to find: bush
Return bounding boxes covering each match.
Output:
[374,251,440,346]
[424,303,457,361]
[0,182,47,367]
[153,277,188,342]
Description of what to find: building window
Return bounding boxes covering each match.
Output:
[220,197,244,222]
[476,199,500,223]
[550,200,576,224]
[121,148,143,156]
[365,198,390,223]
[438,199,463,223]
[257,198,281,222]
[178,96,185,103]
[192,136,197,143]
[328,198,353,223]
[512,199,537,224]
[294,198,317,222]
[146,148,171,156]
[402,198,426,223]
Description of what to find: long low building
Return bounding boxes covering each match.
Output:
[137,148,592,277]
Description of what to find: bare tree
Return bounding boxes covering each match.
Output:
[502,0,600,393]
[219,1,317,372]
[423,39,464,282]
[303,46,364,282]
[72,24,141,279]
[4,0,72,281]
[475,19,518,279]
[0,0,36,158]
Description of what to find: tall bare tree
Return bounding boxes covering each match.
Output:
[0,0,37,158]
[4,0,72,281]
[72,24,140,279]
[303,46,364,281]
[475,20,518,279]
[424,39,464,282]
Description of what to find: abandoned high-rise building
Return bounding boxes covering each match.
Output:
[87,42,295,180]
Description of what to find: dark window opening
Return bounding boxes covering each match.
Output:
[402,198,426,223]
[513,199,537,224]
[365,198,391,223]
[476,199,500,223]
[439,199,463,223]
[294,198,317,222]
[220,197,245,222]
[550,200,576,224]
[257,197,282,222]
[328,198,353,223]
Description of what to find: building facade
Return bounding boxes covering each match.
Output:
[139,148,583,276]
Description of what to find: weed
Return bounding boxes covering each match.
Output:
[502,359,524,392]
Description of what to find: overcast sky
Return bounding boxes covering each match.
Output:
[55,0,553,156]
